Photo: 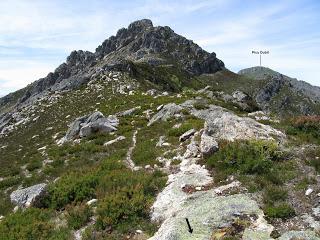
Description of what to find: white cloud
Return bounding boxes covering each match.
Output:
[0,0,319,97]
[0,60,56,96]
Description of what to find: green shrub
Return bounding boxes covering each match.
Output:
[0,208,70,240]
[285,116,320,144]
[168,118,204,138]
[66,204,92,230]
[0,176,21,190]
[168,124,192,137]
[264,203,295,219]
[96,185,151,232]
[96,169,166,199]
[206,140,280,176]
[26,159,42,171]
[263,186,288,204]
[132,139,157,166]
[46,171,98,209]
[0,192,13,215]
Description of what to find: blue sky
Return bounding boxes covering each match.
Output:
[0,0,319,96]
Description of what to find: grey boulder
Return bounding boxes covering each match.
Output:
[200,129,219,156]
[148,103,182,126]
[10,183,47,207]
[58,111,119,144]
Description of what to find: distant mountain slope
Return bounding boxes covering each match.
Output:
[239,66,320,102]
[237,66,320,116]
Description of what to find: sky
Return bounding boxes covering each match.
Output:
[0,0,319,96]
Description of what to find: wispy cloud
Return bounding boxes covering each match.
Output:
[0,0,319,96]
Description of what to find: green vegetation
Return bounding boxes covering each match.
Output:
[66,204,92,230]
[285,116,320,144]
[206,140,282,176]
[168,117,204,137]
[0,208,70,240]
[206,140,296,220]
[264,203,295,219]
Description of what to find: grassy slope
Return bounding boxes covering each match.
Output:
[0,65,319,239]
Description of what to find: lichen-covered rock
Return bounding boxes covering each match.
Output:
[191,105,285,142]
[150,193,272,240]
[278,230,320,240]
[148,103,182,126]
[58,111,119,144]
[200,130,218,156]
[116,106,141,117]
[10,183,47,207]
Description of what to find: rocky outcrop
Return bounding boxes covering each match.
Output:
[190,104,285,142]
[200,129,219,155]
[148,103,182,126]
[96,19,224,75]
[0,19,224,120]
[10,183,47,207]
[255,76,284,108]
[150,129,273,240]
[58,111,119,144]
[239,66,320,115]
[231,90,258,112]
[116,106,141,117]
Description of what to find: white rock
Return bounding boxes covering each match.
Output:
[86,199,98,206]
[10,183,47,207]
[37,146,47,151]
[13,206,19,213]
[136,230,143,234]
[200,130,219,155]
[104,136,126,146]
[195,186,202,191]
[306,188,314,196]
[179,129,196,142]
[157,104,164,111]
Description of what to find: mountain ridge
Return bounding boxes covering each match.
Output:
[0,19,224,112]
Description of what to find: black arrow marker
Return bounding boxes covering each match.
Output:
[185,218,193,233]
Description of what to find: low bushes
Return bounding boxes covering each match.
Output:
[264,203,295,219]
[206,140,295,220]
[285,115,320,144]
[96,185,151,232]
[45,171,99,209]
[66,204,92,230]
[0,208,70,240]
[206,140,281,176]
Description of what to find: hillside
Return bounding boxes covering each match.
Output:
[0,19,320,240]
[238,66,320,116]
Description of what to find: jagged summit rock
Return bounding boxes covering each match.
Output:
[4,19,224,109]
[96,19,224,73]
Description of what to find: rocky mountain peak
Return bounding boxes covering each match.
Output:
[127,18,153,32]
[95,19,224,74]
[5,19,224,108]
